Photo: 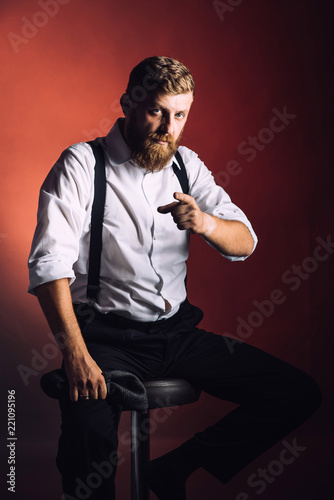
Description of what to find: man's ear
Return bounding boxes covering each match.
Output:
[120,93,132,117]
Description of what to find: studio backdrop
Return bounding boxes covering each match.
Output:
[0,1,333,499]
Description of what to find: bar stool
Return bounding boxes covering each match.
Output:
[126,378,201,500]
[40,371,201,500]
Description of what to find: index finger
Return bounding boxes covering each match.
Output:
[99,382,108,400]
[157,201,180,214]
[99,376,108,400]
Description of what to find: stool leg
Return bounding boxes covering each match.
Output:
[131,410,150,500]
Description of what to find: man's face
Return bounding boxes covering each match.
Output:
[124,91,193,172]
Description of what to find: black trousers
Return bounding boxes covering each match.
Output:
[57,300,321,500]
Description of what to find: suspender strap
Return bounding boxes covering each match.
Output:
[173,150,189,194]
[86,140,106,302]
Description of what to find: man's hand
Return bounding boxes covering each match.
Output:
[157,192,215,235]
[64,351,107,402]
[157,192,254,257]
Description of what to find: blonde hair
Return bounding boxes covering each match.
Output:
[126,56,195,100]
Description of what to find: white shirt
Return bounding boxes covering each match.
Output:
[28,119,258,321]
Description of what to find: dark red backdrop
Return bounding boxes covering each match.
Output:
[1,0,333,498]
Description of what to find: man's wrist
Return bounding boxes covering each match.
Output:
[62,337,88,361]
[200,213,217,238]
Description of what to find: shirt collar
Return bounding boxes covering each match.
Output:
[104,119,132,165]
[104,119,179,170]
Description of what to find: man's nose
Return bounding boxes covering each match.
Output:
[160,115,174,135]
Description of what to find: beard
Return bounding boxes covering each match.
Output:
[126,115,183,173]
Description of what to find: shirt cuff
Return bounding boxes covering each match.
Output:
[28,261,75,295]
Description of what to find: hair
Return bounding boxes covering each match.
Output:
[125,56,195,100]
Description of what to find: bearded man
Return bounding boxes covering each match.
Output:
[28,56,321,500]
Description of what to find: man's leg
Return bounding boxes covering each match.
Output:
[56,395,121,500]
[144,311,322,498]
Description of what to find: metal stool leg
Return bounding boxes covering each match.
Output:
[131,410,150,500]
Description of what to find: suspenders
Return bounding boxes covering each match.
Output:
[86,140,106,302]
[173,150,189,195]
[86,141,189,303]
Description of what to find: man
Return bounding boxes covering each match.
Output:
[28,56,321,500]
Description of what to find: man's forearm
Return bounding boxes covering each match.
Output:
[158,192,255,257]
[199,214,255,257]
[34,278,107,401]
[35,278,87,358]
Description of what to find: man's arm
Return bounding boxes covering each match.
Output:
[35,278,107,402]
[158,192,254,257]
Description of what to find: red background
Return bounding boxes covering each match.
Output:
[1,0,333,498]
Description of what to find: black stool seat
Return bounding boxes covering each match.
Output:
[123,378,200,411]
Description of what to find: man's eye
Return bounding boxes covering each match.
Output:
[150,109,161,115]
[175,112,184,119]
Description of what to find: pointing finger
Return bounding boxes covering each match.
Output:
[157,201,180,214]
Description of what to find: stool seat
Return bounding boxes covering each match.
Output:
[123,378,200,411]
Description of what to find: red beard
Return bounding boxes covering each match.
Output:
[126,118,182,172]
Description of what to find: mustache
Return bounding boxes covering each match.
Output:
[148,132,174,144]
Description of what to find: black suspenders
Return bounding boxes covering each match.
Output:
[173,150,189,195]
[86,140,107,302]
[86,141,189,303]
